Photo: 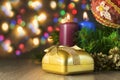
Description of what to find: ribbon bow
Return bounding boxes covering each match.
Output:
[44,45,84,65]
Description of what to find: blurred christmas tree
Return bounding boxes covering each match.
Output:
[0,0,91,57]
[1,0,119,60]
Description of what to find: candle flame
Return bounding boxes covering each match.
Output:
[66,13,70,21]
[83,11,89,21]
[61,13,72,23]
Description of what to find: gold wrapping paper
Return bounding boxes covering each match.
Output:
[42,45,94,75]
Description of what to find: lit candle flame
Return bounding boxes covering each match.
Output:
[61,13,72,23]
[66,13,71,21]
[83,11,89,21]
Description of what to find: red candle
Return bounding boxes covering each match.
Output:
[59,14,79,46]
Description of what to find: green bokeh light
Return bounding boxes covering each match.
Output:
[60,10,66,16]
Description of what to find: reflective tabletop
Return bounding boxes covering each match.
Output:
[0,59,119,80]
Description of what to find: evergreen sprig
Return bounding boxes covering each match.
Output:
[50,26,120,54]
[50,31,59,45]
[76,26,120,54]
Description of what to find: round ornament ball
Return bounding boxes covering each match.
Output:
[91,0,120,28]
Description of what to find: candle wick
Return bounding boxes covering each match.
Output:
[83,11,89,21]
[84,18,89,21]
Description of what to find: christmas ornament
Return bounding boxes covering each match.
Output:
[42,45,94,75]
[91,0,120,28]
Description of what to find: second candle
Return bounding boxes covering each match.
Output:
[59,22,79,47]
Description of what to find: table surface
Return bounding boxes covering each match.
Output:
[0,59,120,80]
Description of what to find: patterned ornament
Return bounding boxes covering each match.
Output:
[91,0,120,28]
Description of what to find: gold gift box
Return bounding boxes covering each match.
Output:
[42,45,94,75]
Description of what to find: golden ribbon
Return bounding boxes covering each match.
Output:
[44,45,81,65]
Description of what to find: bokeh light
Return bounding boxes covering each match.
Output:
[73,18,78,22]
[68,2,75,9]
[58,0,65,9]
[72,0,79,2]
[44,32,49,38]
[28,18,39,34]
[47,36,53,44]
[1,39,13,53]
[17,26,26,37]
[1,1,14,17]
[53,17,58,23]
[33,37,40,47]
[10,20,16,29]
[20,8,26,14]
[41,36,46,45]
[17,18,22,25]
[2,22,9,32]
[19,43,25,50]
[21,21,26,27]
[60,10,66,16]
[55,27,60,31]
[81,4,86,10]
[81,0,87,4]
[47,26,53,33]
[38,12,47,23]
[7,46,13,53]
[81,3,90,10]
[72,9,78,15]
[15,50,21,56]
[50,1,57,10]
[28,0,42,10]
[36,29,42,35]
[0,35,4,42]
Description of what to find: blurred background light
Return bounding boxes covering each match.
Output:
[28,0,42,10]
[33,37,40,47]
[50,1,57,10]
[2,22,9,32]
[38,12,47,23]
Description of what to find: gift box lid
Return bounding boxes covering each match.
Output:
[42,46,94,66]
